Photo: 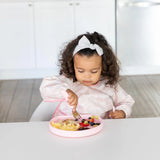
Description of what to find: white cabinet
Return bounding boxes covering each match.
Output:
[74,0,115,49]
[0,0,115,79]
[34,2,75,69]
[35,0,115,69]
[0,2,35,69]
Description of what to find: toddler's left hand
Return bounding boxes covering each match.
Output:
[109,110,126,119]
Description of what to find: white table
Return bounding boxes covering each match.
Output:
[0,117,160,160]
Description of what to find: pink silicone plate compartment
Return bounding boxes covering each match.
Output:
[49,114,103,138]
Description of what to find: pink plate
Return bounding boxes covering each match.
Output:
[49,114,103,138]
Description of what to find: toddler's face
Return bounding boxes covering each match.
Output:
[74,53,102,86]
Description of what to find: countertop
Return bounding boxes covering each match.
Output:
[0,117,160,160]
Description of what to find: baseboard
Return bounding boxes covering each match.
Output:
[0,66,160,80]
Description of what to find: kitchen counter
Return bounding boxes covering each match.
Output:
[1,117,160,160]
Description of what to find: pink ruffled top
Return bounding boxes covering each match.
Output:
[40,75,135,118]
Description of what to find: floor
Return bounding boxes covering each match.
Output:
[0,75,160,122]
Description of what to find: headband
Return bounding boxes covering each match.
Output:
[73,35,103,56]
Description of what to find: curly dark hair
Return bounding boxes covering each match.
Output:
[58,32,120,85]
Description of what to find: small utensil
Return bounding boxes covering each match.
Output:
[72,109,82,121]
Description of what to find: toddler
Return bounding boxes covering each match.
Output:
[30,32,134,121]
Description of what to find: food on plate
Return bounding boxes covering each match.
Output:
[51,119,80,131]
[50,115,101,131]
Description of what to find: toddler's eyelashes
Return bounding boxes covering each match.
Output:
[78,70,84,73]
[91,71,98,73]
[78,70,98,73]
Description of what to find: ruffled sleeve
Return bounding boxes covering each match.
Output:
[40,75,72,102]
[113,84,135,118]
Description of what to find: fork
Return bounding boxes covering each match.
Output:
[61,91,82,120]
[72,109,82,121]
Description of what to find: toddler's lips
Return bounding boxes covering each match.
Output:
[83,81,92,84]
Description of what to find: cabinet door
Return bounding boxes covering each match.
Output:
[0,2,35,69]
[35,2,74,69]
[74,0,115,50]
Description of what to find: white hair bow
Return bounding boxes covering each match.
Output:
[73,35,103,56]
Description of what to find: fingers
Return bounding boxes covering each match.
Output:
[66,89,78,108]
[109,110,126,119]
[68,95,78,106]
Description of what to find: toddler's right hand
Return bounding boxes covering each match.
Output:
[66,89,78,110]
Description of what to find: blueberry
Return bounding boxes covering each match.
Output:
[88,117,91,119]
[90,122,95,126]
[95,123,100,125]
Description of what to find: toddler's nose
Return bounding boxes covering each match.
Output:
[84,72,91,78]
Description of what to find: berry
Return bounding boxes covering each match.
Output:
[79,122,89,127]
[89,118,94,123]
[95,116,99,119]
[84,120,88,124]
[90,122,95,126]
[91,115,95,119]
